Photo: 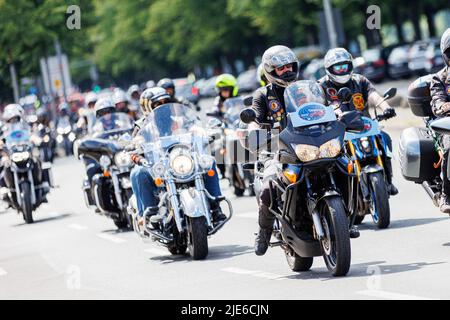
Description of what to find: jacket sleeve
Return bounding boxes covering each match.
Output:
[431,68,449,117]
[251,88,268,124]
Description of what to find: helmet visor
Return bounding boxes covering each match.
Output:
[331,62,352,75]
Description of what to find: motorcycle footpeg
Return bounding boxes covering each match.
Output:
[269,241,283,247]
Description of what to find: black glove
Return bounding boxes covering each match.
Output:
[382,107,396,119]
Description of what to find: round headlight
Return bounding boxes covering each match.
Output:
[319,138,342,158]
[169,147,194,176]
[152,162,166,177]
[114,152,132,168]
[99,155,111,168]
[294,144,320,162]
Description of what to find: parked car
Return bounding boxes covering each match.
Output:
[361,47,387,83]
[237,69,259,93]
[425,40,445,73]
[302,58,325,81]
[408,39,440,76]
[173,78,200,104]
[387,45,411,79]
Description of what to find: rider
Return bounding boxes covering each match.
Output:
[249,45,300,256]
[430,28,450,213]
[212,74,239,120]
[157,77,201,111]
[130,87,226,228]
[127,84,141,113]
[318,47,398,196]
[83,99,117,190]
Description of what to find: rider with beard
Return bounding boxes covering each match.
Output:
[318,48,398,197]
[430,28,450,213]
[129,87,226,229]
[248,45,300,256]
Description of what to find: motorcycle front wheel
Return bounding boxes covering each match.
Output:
[368,172,390,229]
[188,216,208,260]
[20,182,33,224]
[319,196,351,277]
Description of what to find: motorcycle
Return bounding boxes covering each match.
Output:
[240,81,364,276]
[209,97,256,196]
[1,122,53,223]
[31,123,56,163]
[128,103,233,260]
[77,113,135,229]
[343,87,397,229]
[56,116,76,156]
[399,75,445,208]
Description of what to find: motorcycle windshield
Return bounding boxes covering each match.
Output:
[92,113,134,134]
[223,97,245,126]
[284,82,336,128]
[139,103,205,144]
[4,122,31,148]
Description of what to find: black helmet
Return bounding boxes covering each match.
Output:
[157,78,175,97]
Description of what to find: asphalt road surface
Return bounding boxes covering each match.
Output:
[1,79,449,300]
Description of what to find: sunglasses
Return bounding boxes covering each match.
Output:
[332,63,350,74]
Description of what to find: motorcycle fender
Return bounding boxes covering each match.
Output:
[179,189,207,218]
[361,164,383,175]
[317,190,341,204]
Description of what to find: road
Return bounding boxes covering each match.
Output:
[1,79,449,300]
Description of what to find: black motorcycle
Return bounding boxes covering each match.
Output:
[1,122,52,223]
[240,81,364,276]
[77,113,135,229]
[399,75,446,207]
[32,123,56,163]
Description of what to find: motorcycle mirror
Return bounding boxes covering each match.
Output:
[337,87,352,103]
[240,108,257,124]
[383,87,397,100]
[340,111,365,132]
[243,96,253,107]
[207,118,222,129]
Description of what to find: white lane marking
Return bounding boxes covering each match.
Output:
[68,224,88,231]
[357,290,432,300]
[221,267,285,281]
[96,233,126,244]
[236,211,257,219]
[0,268,7,276]
[145,248,169,256]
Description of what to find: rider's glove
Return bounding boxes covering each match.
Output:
[437,102,450,116]
[383,107,396,119]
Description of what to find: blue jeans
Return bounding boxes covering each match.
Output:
[130,164,222,216]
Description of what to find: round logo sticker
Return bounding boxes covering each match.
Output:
[352,93,365,110]
[270,101,281,112]
[299,104,326,121]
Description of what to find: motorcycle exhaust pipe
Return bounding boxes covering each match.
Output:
[422,181,440,207]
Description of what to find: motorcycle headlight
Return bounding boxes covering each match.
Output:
[319,138,342,158]
[43,135,50,143]
[294,144,320,162]
[114,152,131,168]
[359,137,372,153]
[64,126,71,134]
[152,161,165,177]
[199,154,214,170]
[68,132,76,142]
[99,155,111,169]
[57,128,64,135]
[11,151,30,162]
[294,138,342,162]
[169,147,194,176]
[56,135,63,143]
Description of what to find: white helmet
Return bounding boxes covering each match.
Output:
[85,92,98,107]
[324,48,354,85]
[94,98,116,118]
[113,90,128,105]
[3,104,23,122]
[440,28,450,67]
[261,45,299,88]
